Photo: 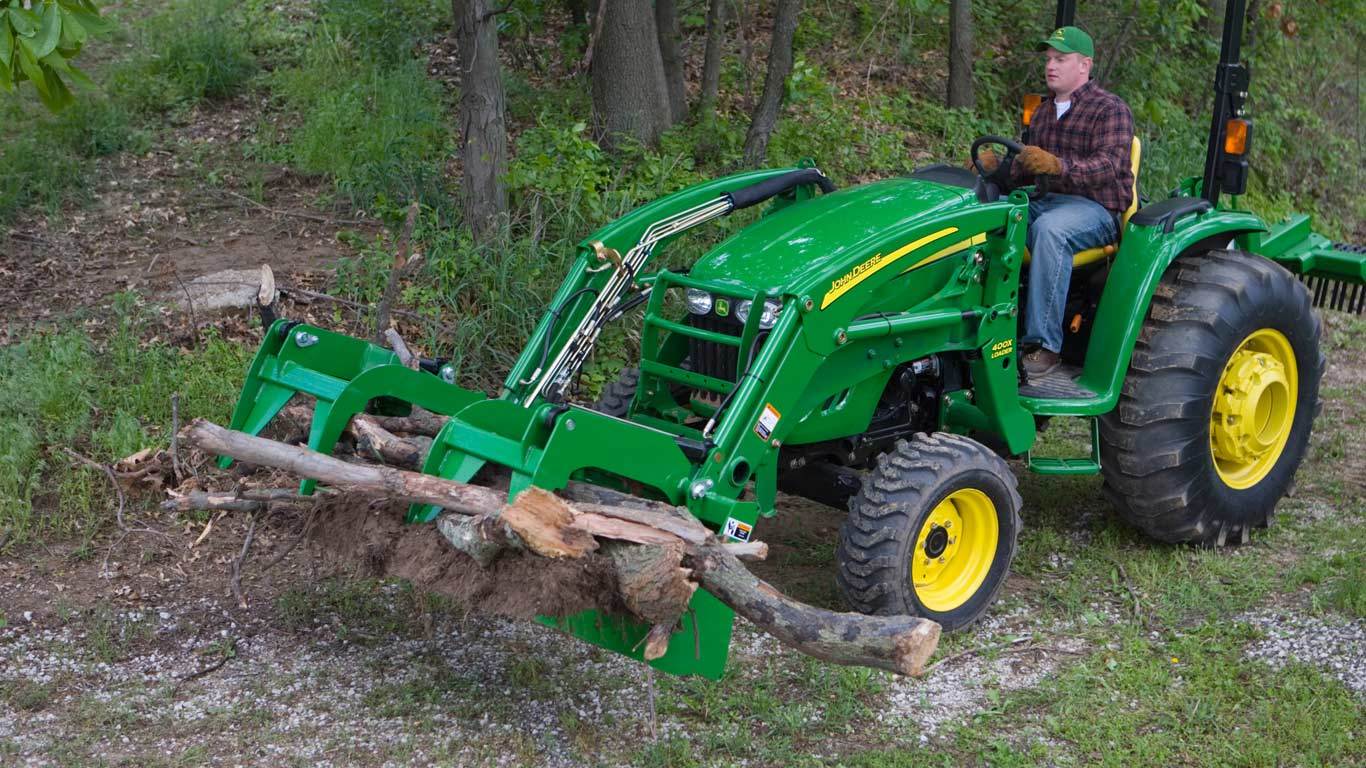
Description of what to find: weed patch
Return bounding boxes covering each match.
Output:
[1,680,55,712]
[272,54,451,213]
[275,578,426,642]
[973,623,1365,767]
[145,1,257,104]
[0,302,247,545]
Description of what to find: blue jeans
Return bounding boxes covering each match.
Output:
[1023,193,1117,353]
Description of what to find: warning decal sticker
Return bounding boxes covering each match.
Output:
[722,518,753,542]
[754,403,781,440]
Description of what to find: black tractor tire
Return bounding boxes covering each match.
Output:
[1099,250,1324,547]
[593,367,640,417]
[837,432,1022,631]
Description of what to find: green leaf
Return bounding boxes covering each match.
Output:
[30,1,61,59]
[0,56,12,93]
[58,6,86,48]
[41,64,72,109]
[0,16,13,67]
[15,40,44,90]
[66,7,111,35]
[8,6,38,36]
[42,49,90,88]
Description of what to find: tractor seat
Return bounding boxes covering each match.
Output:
[1023,136,1142,268]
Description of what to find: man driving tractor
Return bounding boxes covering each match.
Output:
[982,26,1135,376]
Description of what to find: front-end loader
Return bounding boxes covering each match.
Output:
[217,0,1366,678]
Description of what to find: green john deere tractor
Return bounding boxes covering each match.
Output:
[220,0,1365,678]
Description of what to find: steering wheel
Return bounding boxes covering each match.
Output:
[970,135,1049,201]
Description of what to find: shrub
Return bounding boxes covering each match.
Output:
[148,2,257,103]
[277,55,452,213]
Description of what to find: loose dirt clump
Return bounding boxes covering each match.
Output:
[308,498,628,621]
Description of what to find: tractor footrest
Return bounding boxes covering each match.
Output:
[1026,456,1100,475]
[1019,364,1094,400]
[1025,417,1101,475]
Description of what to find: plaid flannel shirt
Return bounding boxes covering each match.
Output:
[1025,81,1135,215]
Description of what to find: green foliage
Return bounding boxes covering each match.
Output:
[146,0,256,103]
[272,48,451,213]
[0,106,85,221]
[506,119,616,230]
[0,0,112,111]
[318,0,448,68]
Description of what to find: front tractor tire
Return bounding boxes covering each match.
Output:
[837,433,1022,631]
[1099,250,1324,547]
[593,367,640,417]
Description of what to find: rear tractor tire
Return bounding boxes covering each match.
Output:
[1099,250,1324,547]
[837,433,1022,631]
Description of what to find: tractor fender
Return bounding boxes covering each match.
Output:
[1070,207,1267,414]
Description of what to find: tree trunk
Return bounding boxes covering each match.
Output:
[454,0,508,241]
[742,0,801,166]
[591,0,674,149]
[697,0,727,117]
[180,418,942,675]
[947,0,975,109]
[655,0,688,124]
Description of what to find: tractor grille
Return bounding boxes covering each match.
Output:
[686,311,742,384]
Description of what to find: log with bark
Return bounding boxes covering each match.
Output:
[177,418,941,676]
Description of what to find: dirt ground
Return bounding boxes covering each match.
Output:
[1,94,379,345]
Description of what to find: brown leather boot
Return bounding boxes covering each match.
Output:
[1023,348,1060,376]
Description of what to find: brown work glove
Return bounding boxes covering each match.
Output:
[1019,145,1063,175]
[968,148,1000,174]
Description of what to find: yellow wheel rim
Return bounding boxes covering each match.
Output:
[911,488,999,612]
[1209,328,1298,490]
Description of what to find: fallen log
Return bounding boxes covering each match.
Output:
[371,407,448,437]
[350,414,431,468]
[178,418,941,675]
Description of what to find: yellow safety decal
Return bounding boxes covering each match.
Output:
[820,227,959,310]
[754,403,781,440]
[989,339,1013,359]
[898,232,988,275]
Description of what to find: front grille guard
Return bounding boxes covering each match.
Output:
[638,271,776,434]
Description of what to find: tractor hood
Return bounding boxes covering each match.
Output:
[689,176,978,297]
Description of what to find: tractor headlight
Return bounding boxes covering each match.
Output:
[685,288,713,315]
[736,298,782,329]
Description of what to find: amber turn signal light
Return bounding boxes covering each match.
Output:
[1224,119,1250,155]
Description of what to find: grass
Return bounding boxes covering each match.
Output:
[268,51,452,214]
[274,578,431,643]
[0,0,266,225]
[0,298,248,547]
[971,624,1365,767]
[1,680,56,712]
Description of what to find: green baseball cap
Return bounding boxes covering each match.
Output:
[1037,26,1094,58]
